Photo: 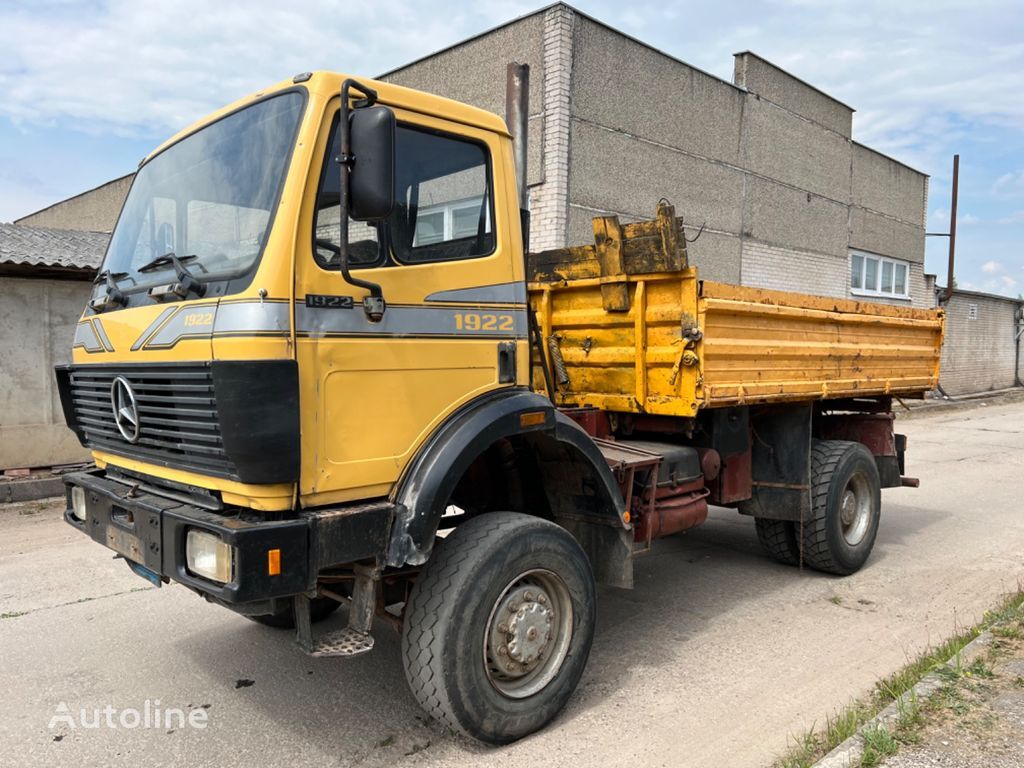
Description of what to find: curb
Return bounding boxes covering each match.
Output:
[0,476,65,503]
[811,631,994,768]
[897,389,1024,420]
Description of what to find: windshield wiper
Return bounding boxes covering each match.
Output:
[89,270,130,313]
[141,252,208,301]
[137,251,199,273]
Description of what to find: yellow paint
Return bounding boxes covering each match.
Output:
[292,95,525,503]
[528,271,944,413]
[90,450,295,511]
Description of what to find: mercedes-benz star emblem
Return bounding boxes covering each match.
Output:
[110,376,140,443]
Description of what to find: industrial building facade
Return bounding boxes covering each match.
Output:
[379,3,930,306]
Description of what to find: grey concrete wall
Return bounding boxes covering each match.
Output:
[939,291,1022,395]
[15,175,133,233]
[564,9,929,306]
[850,144,927,265]
[0,276,91,469]
[734,52,853,138]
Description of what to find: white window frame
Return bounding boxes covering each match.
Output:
[849,250,911,300]
[413,196,490,247]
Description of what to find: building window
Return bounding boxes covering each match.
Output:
[850,251,910,299]
[968,304,978,320]
[413,198,490,246]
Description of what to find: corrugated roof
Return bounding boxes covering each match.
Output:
[0,223,109,271]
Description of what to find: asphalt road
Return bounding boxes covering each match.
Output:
[3,400,1024,768]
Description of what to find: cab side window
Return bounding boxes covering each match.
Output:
[312,118,493,268]
[389,126,494,264]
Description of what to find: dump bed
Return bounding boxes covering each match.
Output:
[527,204,944,416]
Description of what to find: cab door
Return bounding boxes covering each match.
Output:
[295,101,527,505]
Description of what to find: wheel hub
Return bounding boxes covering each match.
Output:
[483,570,574,700]
[488,587,555,675]
[840,472,872,546]
[507,600,553,664]
[840,489,858,526]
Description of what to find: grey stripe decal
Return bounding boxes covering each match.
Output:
[424,282,527,305]
[296,304,527,338]
[131,306,179,351]
[145,305,220,349]
[73,321,103,353]
[214,301,290,335]
[92,318,114,352]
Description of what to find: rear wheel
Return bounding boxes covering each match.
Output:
[802,440,881,575]
[402,512,596,744]
[755,517,801,566]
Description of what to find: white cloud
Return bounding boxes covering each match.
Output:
[960,213,980,226]
[0,0,536,136]
[992,171,1024,197]
[982,260,1002,274]
[999,210,1024,225]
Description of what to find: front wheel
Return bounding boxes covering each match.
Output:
[402,512,596,744]
[802,440,881,575]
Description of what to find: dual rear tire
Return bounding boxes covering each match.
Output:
[756,440,881,576]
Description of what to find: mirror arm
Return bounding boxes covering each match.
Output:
[338,78,386,322]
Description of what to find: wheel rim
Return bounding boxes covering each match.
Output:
[839,471,873,546]
[483,568,574,700]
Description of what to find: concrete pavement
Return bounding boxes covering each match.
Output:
[2,401,1024,767]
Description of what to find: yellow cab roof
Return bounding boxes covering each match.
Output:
[145,71,511,163]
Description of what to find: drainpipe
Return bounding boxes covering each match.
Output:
[505,62,530,253]
[943,155,959,305]
[927,154,960,306]
[1016,303,1023,387]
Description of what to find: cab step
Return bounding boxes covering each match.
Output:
[294,563,380,658]
[307,627,375,657]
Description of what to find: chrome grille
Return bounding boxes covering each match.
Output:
[67,365,237,478]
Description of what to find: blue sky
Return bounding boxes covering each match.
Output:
[1,0,1021,295]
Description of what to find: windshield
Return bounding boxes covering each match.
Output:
[101,91,305,300]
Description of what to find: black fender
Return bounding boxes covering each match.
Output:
[386,388,628,569]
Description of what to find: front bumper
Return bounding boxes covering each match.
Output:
[63,470,393,604]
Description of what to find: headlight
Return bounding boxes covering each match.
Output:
[70,486,88,521]
[185,529,236,584]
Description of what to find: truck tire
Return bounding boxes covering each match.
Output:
[755,518,801,566]
[247,596,341,629]
[802,440,881,575]
[402,512,596,744]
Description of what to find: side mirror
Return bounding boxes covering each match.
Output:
[349,106,395,221]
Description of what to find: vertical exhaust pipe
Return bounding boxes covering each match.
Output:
[505,62,530,251]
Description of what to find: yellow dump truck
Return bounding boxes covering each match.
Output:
[55,71,943,743]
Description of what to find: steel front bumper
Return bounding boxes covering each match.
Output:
[63,470,393,604]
